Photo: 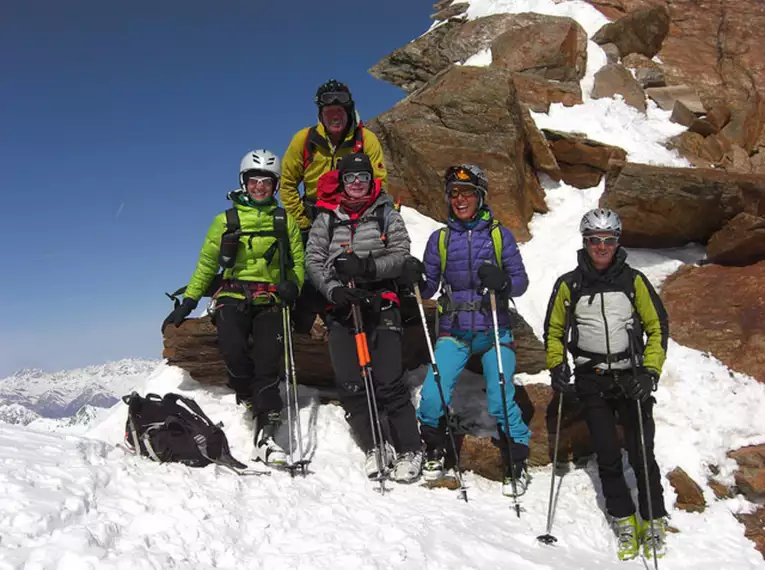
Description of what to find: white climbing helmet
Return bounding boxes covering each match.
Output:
[239,149,281,191]
[579,208,622,235]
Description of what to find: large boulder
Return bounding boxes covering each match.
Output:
[542,130,627,189]
[162,298,547,388]
[369,13,586,93]
[661,261,765,383]
[591,64,647,112]
[490,15,587,82]
[600,162,765,247]
[512,73,582,113]
[706,213,765,266]
[367,65,548,241]
[591,5,670,58]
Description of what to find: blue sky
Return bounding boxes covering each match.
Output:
[0,0,433,376]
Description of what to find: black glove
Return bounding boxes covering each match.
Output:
[334,252,375,281]
[162,297,198,333]
[277,281,299,305]
[550,363,576,394]
[477,263,508,292]
[620,368,658,401]
[399,256,425,286]
[330,287,369,308]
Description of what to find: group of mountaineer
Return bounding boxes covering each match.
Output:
[162,80,671,562]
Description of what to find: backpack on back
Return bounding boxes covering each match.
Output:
[122,392,246,471]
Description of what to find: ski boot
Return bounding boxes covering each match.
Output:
[252,411,287,466]
[641,517,667,560]
[422,446,446,482]
[392,450,424,484]
[502,459,530,498]
[364,442,395,480]
[613,514,640,561]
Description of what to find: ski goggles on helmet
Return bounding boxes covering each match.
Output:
[584,235,619,246]
[342,171,372,185]
[318,91,351,106]
[445,166,476,185]
[246,175,275,188]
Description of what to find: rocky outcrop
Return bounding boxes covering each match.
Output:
[162,298,547,388]
[591,64,647,112]
[369,13,586,94]
[622,53,666,89]
[729,444,765,501]
[542,130,627,189]
[512,74,582,113]
[706,213,765,266]
[661,261,765,383]
[666,467,706,512]
[737,506,765,560]
[591,5,670,58]
[600,163,765,247]
[367,65,548,241]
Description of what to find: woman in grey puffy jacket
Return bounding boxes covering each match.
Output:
[306,152,422,484]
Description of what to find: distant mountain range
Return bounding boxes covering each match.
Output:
[0,359,160,429]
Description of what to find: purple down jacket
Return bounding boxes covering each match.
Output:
[420,208,529,332]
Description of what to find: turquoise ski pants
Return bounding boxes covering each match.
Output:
[416,329,530,446]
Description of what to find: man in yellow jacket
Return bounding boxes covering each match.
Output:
[280,79,387,232]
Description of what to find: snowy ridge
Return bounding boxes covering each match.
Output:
[0,359,160,419]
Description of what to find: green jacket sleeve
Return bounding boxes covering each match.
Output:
[543,277,572,369]
[363,128,388,190]
[286,213,305,289]
[633,272,669,375]
[281,128,312,230]
[184,214,225,301]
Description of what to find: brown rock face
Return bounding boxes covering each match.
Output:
[591,64,647,112]
[591,5,670,58]
[520,106,561,181]
[370,13,585,94]
[543,130,627,189]
[600,163,765,247]
[729,444,765,501]
[661,262,765,382]
[367,65,548,241]
[162,298,547,388]
[584,0,765,112]
[459,387,598,479]
[667,467,706,512]
[490,15,588,82]
[707,213,765,266]
[622,53,666,88]
[736,505,765,560]
[512,74,582,113]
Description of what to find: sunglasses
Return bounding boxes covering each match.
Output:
[584,236,619,246]
[342,171,372,184]
[447,184,479,199]
[247,176,274,188]
[319,91,351,105]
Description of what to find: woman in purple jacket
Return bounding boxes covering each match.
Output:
[408,164,531,496]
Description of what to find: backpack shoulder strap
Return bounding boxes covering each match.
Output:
[225,208,240,234]
[438,227,450,275]
[354,123,365,153]
[302,126,321,170]
[489,221,503,271]
[376,203,393,246]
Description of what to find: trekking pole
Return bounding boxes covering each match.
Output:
[282,303,296,472]
[488,290,521,518]
[627,324,659,570]
[348,277,388,494]
[284,303,309,476]
[412,282,468,503]
[538,300,571,545]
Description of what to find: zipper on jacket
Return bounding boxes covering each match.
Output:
[468,229,475,332]
[600,292,612,370]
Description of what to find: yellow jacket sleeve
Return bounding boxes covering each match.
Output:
[362,128,388,189]
[280,128,312,230]
[543,277,572,369]
[633,272,669,375]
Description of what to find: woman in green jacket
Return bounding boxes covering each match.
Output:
[162,149,305,466]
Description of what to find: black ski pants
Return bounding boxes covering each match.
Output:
[215,298,283,415]
[576,371,667,520]
[327,307,421,454]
